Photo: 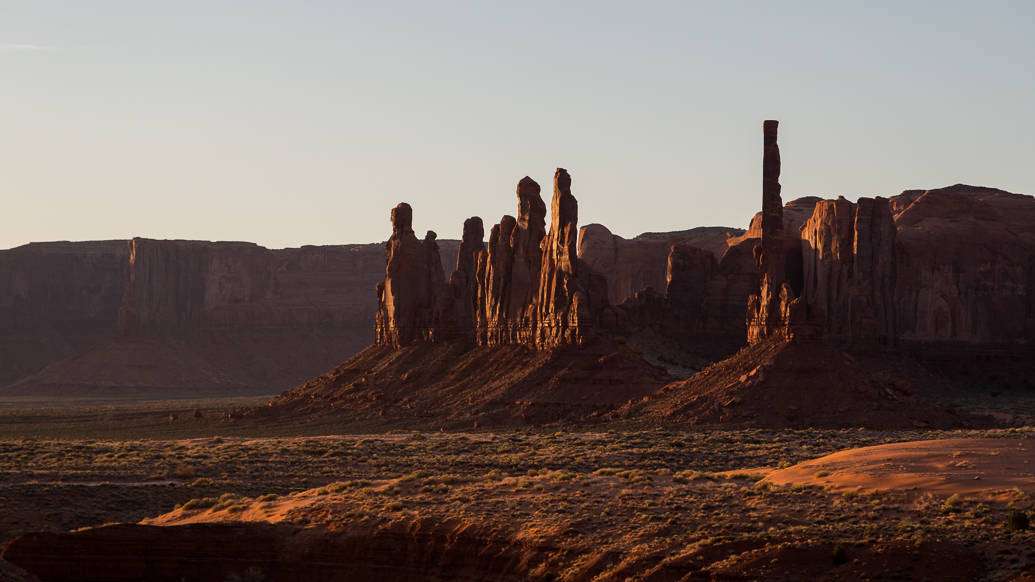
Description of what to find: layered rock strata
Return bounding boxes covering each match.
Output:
[532,168,597,347]
[438,217,485,337]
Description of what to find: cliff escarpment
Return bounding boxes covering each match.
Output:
[0,238,457,396]
[0,241,127,388]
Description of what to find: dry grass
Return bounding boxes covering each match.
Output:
[2,426,1033,579]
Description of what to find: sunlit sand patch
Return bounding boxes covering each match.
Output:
[763,437,1034,499]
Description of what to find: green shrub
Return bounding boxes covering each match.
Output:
[831,545,848,565]
[181,497,219,511]
[169,463,196,479]
[941,494,963,513]
[1005,510,1030,531]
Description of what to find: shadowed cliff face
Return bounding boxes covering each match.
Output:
[891,185,1035,352]
[0,241,128,387]
[577,224,744,306]
[0,237,458,396]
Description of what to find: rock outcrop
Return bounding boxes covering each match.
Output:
[619,120,988,429]
[438,217,485,338]
[533,168,595,348]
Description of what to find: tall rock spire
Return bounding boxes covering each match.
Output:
[747,120,793,343]
[535,168,592,347]
[375,203,447,347]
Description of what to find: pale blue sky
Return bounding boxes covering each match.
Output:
[3,1,1033,250]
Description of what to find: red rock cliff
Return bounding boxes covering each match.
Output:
[578,224,743,306]
[800,196,897,347]
[890,185,1035,352]
[2,236,457,395]
[0,241,127,386]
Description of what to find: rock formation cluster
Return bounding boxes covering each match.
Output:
[743,122,901,349]
[375,168,607,350]
[4,120,1034,402]
[372,119,1035,366]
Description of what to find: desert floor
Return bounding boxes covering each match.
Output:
[0,398,1032,581]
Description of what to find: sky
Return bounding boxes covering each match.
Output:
[2,1,1033,250]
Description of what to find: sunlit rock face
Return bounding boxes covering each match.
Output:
[376,169,608,351]
[476,176,548,346]
[476,169,608,348]
[800,196,897,347]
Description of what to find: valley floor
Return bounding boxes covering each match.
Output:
[0,414,1032,580]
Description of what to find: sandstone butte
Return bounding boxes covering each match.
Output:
[250,120,1033,429]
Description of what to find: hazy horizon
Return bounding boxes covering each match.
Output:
[4,1,1033,251]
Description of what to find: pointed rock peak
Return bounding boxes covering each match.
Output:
[424,230,437,242]
[390,203,413,236]
[516,178,545,230]
[554,168,572,193]
[551,168,578,234]
[462,217,484,244]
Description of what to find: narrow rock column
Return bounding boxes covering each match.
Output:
[440,217,485,337]
[374,203,446,347]
[747,120,788,343]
